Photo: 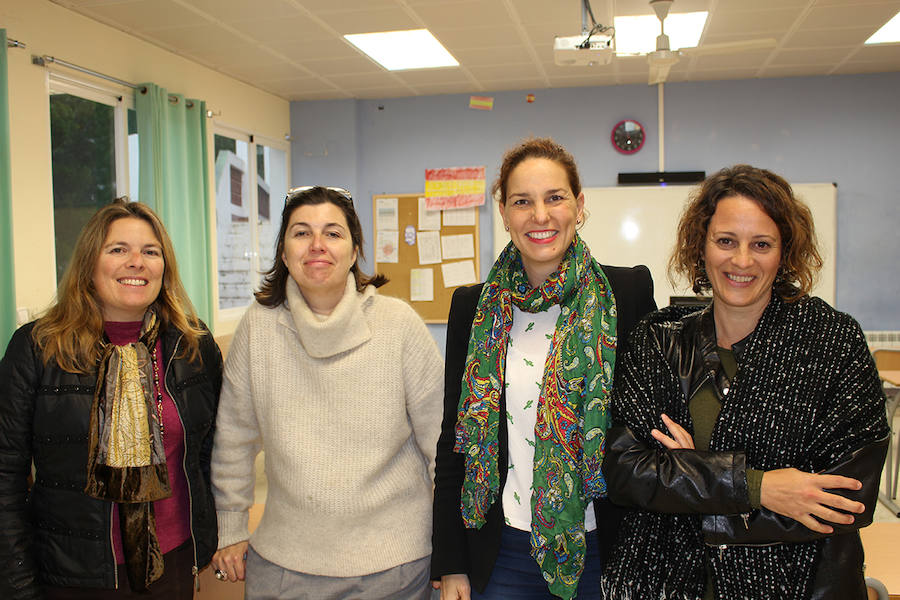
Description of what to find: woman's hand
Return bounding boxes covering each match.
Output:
[760,468,865,534]
[440,573,471,600]
[211,541,249,582]
[651,413,695,450]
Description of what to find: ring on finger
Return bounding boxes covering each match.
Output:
[215,569,226,581]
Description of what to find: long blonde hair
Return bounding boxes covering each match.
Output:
[32,199,206,373]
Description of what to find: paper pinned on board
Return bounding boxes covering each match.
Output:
[441,233,475,260]
[442,207,476,227]
[417,230,442,265]
[418,197,442,231]
[410,268,434,302]
[441,260,477,288]
[375,197,399,231]
[375,230,399,263]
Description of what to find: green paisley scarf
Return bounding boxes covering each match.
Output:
[455,234,617,599]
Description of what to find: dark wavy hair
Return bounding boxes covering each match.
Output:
[492,137,582,206]
[669,164,822,301]
[255,186,387,307]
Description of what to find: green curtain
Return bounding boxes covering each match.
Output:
[136,83,213,327]
[0,30,17,350]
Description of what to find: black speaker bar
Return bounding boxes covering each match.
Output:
[617,171,706,185]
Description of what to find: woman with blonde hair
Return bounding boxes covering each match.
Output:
[0,198,222,599]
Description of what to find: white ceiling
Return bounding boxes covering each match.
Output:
[50,0,900,101]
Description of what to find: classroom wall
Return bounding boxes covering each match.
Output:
[290,72,900,349]
[3,0,291,326]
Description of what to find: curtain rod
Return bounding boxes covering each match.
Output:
[7,38,26,49]
[32,55,196,107]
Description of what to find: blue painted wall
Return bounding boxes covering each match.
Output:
[291,73,900,350]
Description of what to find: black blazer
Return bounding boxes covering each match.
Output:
[431,265,656,591]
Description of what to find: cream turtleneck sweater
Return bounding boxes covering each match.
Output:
[211,274,444,576]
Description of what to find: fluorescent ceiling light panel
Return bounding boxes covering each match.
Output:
[344,29,459,70]
[865,10,900,44]
[613,11,708,54]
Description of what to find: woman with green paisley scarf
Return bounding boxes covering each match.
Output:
[431,138,656,600]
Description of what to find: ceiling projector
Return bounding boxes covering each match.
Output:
[553,34,613,66]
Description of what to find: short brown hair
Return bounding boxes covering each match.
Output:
[33,198,204,373]
[492,137,582,205]
[669,164,822,301]
[255,186,387,307]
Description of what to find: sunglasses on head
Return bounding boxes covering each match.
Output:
[287,186,353,205]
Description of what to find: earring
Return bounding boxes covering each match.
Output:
[693,261,709,292]
[504,224,509,232]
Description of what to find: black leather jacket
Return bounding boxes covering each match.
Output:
[0,321,222,599]
[603,305,889,600]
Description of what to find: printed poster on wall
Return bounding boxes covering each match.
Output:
[424,166,486,210]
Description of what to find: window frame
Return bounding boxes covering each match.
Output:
[211,122,290,327]
[46,72,136,279]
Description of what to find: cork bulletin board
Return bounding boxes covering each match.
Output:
[372,193,480,323]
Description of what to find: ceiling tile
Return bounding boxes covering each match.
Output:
[782,26,875,48]
[180,0,302,22]
[232,16,328,43]
[760,64,835,77]
[466,63,543,80]
[475,78,546,91]
[853,43,900,61]
[303,55,387,76]
[147,23,235,52]
[220,60,311,82]
[267,38,361,62]
[687,67,762,81]
[510,1,581,27]
[429,24,521,49]
[830,60,900,75]
[453,45,534,66]
[345,86,419,99]
[288,88,356,101]
[547,74,618,87]
[691,49,772,69]
[393,67,471,85]
[314,7,420,35]
[715,0,810,11]
[406,82,481,96]
[768,47,859,66]
[411,0,513,29]
[80,0,209,31]
[704,8,805,36]
[800,3,900,29]
[294,0,398,10]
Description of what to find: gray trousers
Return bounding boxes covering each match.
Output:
[244,545,433,600]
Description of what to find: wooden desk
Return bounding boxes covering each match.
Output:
[881,370,900,387]
[861,521,900,599]
[878,369,900,516]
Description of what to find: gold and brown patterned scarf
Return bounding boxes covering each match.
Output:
[85,310,171,591]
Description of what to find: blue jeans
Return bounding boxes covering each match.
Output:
[472,526,602,600]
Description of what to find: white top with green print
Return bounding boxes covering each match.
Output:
[501,305,597,532]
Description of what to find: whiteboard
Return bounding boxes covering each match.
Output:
[492,183,837,309]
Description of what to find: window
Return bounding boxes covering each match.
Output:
[213,129,288,312]
[48,75,136,280]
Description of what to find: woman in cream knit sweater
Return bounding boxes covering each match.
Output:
[210,186,444,600]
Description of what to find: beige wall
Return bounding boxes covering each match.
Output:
[3,0,290,333]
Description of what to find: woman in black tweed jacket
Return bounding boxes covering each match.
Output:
[601,165,889,600]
